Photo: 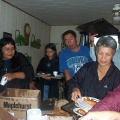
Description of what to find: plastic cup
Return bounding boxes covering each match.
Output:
[27,108,42,120]
[53,71,58,76]
[0,77,7,86]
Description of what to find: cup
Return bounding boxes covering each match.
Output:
[0,76,7,86]
[53,71,58,76]
[27,108,42,120]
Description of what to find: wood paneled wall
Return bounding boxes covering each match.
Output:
[0,1,50,69]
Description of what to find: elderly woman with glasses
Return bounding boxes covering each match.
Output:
[0,37,34,93]
[67,36,120,102]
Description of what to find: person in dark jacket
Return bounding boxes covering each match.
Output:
[0,37,34,93]
[67,36,120,101]
[35,43,59,100]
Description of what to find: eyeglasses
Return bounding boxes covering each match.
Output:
[2,48,15,52]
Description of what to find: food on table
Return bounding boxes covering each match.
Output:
[47,73,51,76]
[54,99,68,109]
[50,109,70,116]
[84,97,97,106]
[76,108,87,116]
[75,102,78,105]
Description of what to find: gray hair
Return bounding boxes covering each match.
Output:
[95,36,117,55]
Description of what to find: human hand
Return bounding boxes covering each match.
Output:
[79,111,120,120]
[42,74,51,80]
[29,81,35,89]
[89,33,98,42]
[3,73,15,81]
[34,69,37,73]
[71,88,82,103]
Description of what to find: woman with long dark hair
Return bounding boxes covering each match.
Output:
[36,43,59,100]
[0,37,34,93]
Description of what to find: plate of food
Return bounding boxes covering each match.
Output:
[76,96,100,109]
[35,73,42,77]
[73,108,88,116]
[35,73,49,77]
[46,73,51,77]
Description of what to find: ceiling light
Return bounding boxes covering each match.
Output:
[112,4,120,24]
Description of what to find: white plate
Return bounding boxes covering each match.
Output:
[73,108,88,116]
[76,96,100,109]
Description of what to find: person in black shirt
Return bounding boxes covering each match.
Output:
[35,43,59,100]
[0,37,34,93]
[67,36,120,101]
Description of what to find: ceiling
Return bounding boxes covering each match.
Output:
[3,0,120,26]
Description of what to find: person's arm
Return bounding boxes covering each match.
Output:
[89,33,98,61]
[59,51,71,82]
[17,53,34,85]
[3,53,34,86]
[90,47,96,61]
[89,33,98,47]
[64,70,71,82]
[34,69,36,73]
[42,74,51,80]
[3,72,25,81]
[71,88,82,102]
[79,111,120,120]
[66,63,89,101]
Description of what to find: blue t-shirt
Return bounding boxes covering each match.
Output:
[59,46,92,77]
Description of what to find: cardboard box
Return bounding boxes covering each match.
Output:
[47,116,73,120]
[0,88,41,119]
[0,107,17,120]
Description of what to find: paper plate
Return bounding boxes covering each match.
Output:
[76,96,100,110]
[73,108,88,116]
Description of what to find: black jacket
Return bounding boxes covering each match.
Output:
[67,61,120,100]
[36,57,59,100]
[36,57,59,73]
[0,52,34,93]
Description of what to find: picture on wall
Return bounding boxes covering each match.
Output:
[61,40,66,50]
[3,32,12,38]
